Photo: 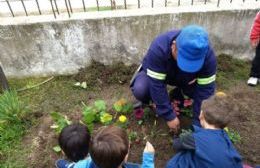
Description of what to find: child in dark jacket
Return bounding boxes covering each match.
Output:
[248,11,260,86]
[166,94,243,168]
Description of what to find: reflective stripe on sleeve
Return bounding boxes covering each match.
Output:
[147,69,166,80]
[197,74,216,85]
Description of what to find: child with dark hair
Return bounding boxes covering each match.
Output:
[166,94,243,168]
[55,123,91,168]
[90,125,155,168]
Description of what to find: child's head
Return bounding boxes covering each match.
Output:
[90,125,129,168]
[200,94,232,129]
[58,123,91,162]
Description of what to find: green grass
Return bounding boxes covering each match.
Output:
[0,91,30,168]
[216,54,252,90]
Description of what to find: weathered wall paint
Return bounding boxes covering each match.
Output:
[0,7,259,77]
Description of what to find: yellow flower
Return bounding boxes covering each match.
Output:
[119,115,127,123]
[216,91,227,97]
[116,98,127,106]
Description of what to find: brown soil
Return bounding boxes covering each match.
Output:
[21,81,260,168]
[14,56,259,167]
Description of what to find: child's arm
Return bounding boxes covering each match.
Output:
[141,141,155,168]
[250,11,260,48]
[173,132,195,151]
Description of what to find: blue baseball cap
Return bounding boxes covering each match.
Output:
[176,25,209,73]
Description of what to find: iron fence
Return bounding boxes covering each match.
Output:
[0,0,259,18]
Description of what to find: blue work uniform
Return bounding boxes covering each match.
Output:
[131,30,217,125]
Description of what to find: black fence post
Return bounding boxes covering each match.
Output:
[82,0,86,11]
[96,0,99,11]
[165,0,167,7]
[35,0,42,15]
[21,0,28,16]
[217,0,220,7]
[68,0,73,13]
[50,0,57,18]
[124,0,127,9]
[138,0,140,8]
[53,0,60,14]
[6,0,15,17]
[0,66,9,91]
[64,0,71,17]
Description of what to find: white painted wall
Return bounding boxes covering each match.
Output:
[0,5,259,77]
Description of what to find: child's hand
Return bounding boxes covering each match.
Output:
[144,141,155,154]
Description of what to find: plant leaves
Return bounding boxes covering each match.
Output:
[100,112,113,125]
[83,111,96,124]
[94,100,106,112]
[53,145,62,153]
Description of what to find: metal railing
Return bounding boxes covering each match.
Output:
[1,0,259,19]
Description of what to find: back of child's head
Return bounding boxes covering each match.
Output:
[58,123,90,162]
[90,125,129,168]
[201,93,232,129]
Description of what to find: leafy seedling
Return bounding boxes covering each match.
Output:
[74,82,87,89]
[50,112,72,134]
[100,112,113,125]
[53,145,62,153]
[82,100,110,132]
[113,98,133,115]
[224,127,241,144]
[128,131,138,142]
[179,128,193,138]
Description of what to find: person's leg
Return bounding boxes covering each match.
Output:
[131,71,150,104]
[248,43,260,85]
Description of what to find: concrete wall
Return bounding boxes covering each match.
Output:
[0,5,259,77]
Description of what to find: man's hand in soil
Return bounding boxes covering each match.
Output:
[144,141,155,153]
[167,117,180,134]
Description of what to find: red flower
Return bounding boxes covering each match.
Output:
[134,108,144,120]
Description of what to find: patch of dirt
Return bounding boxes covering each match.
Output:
[73,61,138,89]
[226,83,260,165]
[21,79,260,167]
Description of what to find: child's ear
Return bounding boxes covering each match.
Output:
[199,110,203,120]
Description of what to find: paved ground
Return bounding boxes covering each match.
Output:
[0,0,259,17]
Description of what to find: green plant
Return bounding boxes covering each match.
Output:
[181,107,193,118]
[0,90,27,129]
[100,112,113,125]
[53,145,62,153]
[74,81,87,89]
[128,131,138,142]
[113,98,133,114]
[179,128,193,138]
[82,100,112,132]
[224,127,241,144]
[50,112,72,134]
[0,90,29,168]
